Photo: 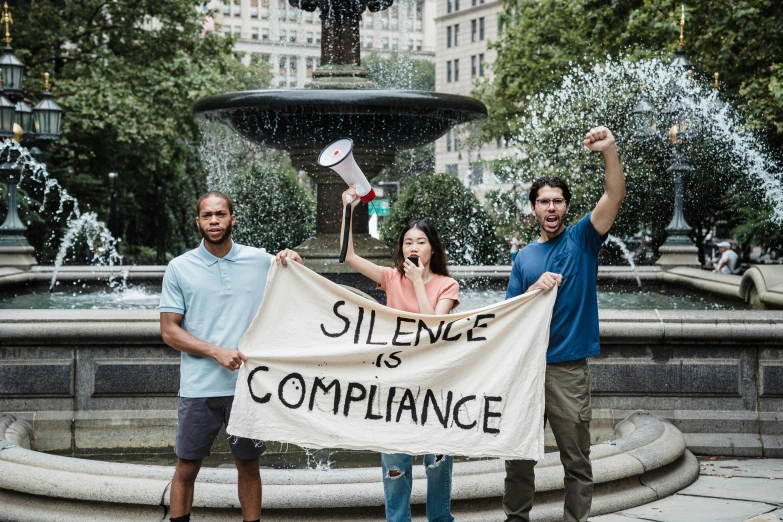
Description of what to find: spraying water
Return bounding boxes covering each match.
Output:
[500,55,783,226]
[0,140,123,289]
[606,234,642,288]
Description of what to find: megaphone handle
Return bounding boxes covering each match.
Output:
[339,203,352,264]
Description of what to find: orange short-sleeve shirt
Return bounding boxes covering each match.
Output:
[379,267,460,314]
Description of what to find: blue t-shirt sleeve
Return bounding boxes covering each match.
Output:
[159,264,185,314]
[572,212,607,257]
[506,255,525,299]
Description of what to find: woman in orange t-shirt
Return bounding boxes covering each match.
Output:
[340,186,459,522]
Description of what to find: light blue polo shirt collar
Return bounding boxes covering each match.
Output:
[195,239,239,266]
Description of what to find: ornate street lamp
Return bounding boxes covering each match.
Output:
[632,4,703,269]
[0,80,15,138]
[0,3,64,269]
[631,81,656,142]
[33,73,64,139]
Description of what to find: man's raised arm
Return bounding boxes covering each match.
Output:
[584,126,625,236]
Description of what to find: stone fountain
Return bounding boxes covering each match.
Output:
[193,0,486,280]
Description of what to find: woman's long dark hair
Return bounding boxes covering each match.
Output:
[395,220,449,277]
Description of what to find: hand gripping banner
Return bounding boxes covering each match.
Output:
[228,262,556,460]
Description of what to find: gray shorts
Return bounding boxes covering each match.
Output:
[175,396,266,461]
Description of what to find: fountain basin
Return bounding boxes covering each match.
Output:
[0,411,698,521]
[193,90,487,152]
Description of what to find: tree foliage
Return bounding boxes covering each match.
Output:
[202,128,316,252]
[481,0,783,146]
[381,174,498,265]
[8,0,270,263]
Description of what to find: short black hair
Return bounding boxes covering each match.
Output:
[528,177,572,205]
[197,191,234,215]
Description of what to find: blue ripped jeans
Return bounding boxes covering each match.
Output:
[381,453,455,522]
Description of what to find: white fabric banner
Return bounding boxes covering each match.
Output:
[228,262,556,460]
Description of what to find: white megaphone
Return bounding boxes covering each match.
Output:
[317,138,376,263]
[318,138,376,204]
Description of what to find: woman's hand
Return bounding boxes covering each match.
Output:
[341,186,361,209]
[403,257,426,285]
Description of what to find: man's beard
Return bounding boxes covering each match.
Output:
[200,222,233,245]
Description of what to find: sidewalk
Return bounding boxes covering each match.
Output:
[590,457,783,522]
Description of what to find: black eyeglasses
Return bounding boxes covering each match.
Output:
[535,198,567,208]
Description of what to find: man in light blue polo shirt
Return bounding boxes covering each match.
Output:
[160,191,302,522]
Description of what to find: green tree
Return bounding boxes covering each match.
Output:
[8,0,271,263]
[363,52,435,91]
[481,0,783,146]
[203,128,316,252]
[483,55,767,260]
[381,174,498,265]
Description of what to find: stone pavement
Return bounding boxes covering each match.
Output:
[590,457,783,522]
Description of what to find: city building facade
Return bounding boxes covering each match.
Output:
[434,0,509,200]
[211,0,437,88]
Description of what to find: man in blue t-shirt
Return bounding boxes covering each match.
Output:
[159,191,302,522]
[503,127,625,522]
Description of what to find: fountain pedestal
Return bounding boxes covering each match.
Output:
[655,159,700,269]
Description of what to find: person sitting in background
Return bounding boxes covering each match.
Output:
[713,241,741,274]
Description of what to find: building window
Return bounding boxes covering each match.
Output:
[251,27,259,39]
[233,0,241,16]
[279,29,287,42]
[279,56,287,75]
[288,9,296,21]
[479,53,485,76]
[454,58,459,81]
[454,23,459,46]
[392,37,399,50]
[447,0,452,13]
[233,25,241,36]
[382,37,389,49]
[447,61,452,83]
[454,133,461,151]
[471,55,476,77]
[408,38,413,51]
[470,163,484,185]
[416,39,422,51]
[365,13,373,27]
[498,13,504,33]
[447,26,452,48]
[306,31,313,43]
[223,0,230,15]
[479,17,485,40]
[305,10,313,22]
[366,35,374,48]
[446,131,452,152]
[471,19,476,42]
[291,31,297,42]
[262,27,269,40]
[250,0,259,17]
[306,57,314,76]
[454,0,459,11]
[446,164,458,176]
[316,32,321,43]
[290,56,298,73]
[472,0,476,5]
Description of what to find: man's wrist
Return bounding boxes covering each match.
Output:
[601,144,618,157]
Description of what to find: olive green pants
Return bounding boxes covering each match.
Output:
[503,358,593,522]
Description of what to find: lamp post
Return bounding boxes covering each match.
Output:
[0,3,64,270]
[632,5,702,269]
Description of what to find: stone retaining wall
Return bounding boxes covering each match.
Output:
[0,309,781,457]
